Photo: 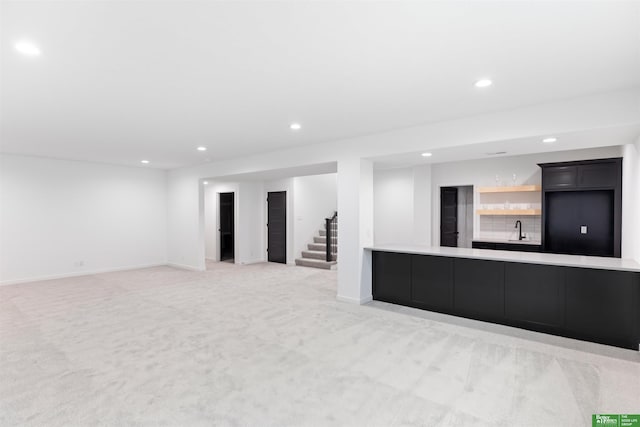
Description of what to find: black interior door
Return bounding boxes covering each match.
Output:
[545,190,614,257]
[440,187,458,247]
[267,191,286,264]
[219,192,234,261]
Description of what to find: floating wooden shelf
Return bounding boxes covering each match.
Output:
[478,185,541,193]
[477,209,542,216]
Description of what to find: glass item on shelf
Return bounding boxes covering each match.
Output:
[512,173,517,186]
[495,174,501,186]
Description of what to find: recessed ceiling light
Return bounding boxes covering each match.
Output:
[290,123,302,131]
[474,79,493,88]
[203,181,209,185]
[140,160,150,164]
[421,152,433,157]
[542,137,557,144]
[15,41,41,56]
[197,146,207,151]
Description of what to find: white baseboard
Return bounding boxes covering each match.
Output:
[0,262,167,287]
[337,294,373,305]
[237,259,266,265]
[166,262,205,272]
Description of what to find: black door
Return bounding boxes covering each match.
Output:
[219,192,234,261]
[267,191,286,264]
[440,187,458,247]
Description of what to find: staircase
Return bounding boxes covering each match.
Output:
[295,216,337,270]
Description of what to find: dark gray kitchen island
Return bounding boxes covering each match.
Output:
[367,245,640,350]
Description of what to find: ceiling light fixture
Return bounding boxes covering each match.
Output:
[289,123,302,131]
[542,137,557,144]
[203,181,209,185]
[197,146,207,151]
[474,79,493,88]
[421,152,433,157]
[15,41,41,56]
[140,160,150,164]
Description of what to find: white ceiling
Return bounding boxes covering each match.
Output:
[370,124,640,170]
[1,1,639,169]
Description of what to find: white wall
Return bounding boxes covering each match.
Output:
[412,165,432,246]
[373,165,433,247]
[373,168,414,245]
[337,158,373,304]
[0,154,167,284]
[293,173,337,258]
[237,182,265,264]
[622,138,640,263]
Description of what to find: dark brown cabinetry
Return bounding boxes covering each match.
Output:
[372,250,640,350]
[539,158,622,257]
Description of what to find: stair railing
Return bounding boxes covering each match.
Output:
[325,211,337,262]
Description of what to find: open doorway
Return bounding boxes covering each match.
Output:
[219,192,234,262]
[440,185,474,248]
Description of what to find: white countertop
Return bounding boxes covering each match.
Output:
[365,244,640,272]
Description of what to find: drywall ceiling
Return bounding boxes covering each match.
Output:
[370,124,640,170]
[1,1,639,169]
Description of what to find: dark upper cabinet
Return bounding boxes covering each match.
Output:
[543,165,577,189]
[372,251,411,305]
[577,162,620,189]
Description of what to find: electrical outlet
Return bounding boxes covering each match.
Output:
[580,225,588,234]
[74,260,84,267]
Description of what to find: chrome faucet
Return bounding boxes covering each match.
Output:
[515,220,523,241]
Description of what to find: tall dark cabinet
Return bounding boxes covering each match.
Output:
[539,158,622,258]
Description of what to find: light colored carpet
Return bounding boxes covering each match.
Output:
[0,262,638,426]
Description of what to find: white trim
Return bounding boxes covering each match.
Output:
[166,262,205,272]
[237,259,265,265]
[0,262,166,286]
[336,294,373,305]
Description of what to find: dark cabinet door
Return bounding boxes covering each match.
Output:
[411,255,454,312]
[454,258,505,320]
[505,263,565,328]
[543,165,577,189]
[545,190,614,257]
[565,268,638,347]
[373,252,411,305]
[577,163,618,189]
